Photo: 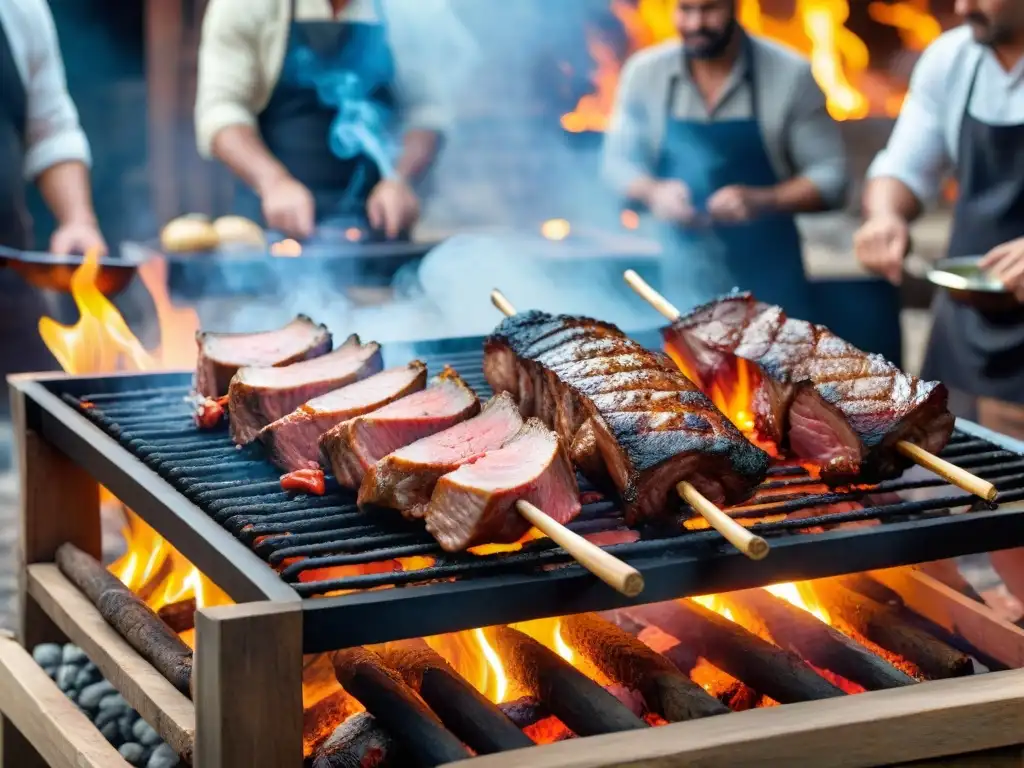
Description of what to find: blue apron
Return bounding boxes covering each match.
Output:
[236,0,398,224]
[654,36,812,318]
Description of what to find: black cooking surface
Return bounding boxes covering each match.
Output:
[21,331,1024,651]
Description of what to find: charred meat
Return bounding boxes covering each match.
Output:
[258,362,427,472]
[228,334,383,444]
[359,392,524,518]
[666,293,954,483]
[484,311,769,523]
[425,418,581,551]
[195,314,332,398]
[321,366,480,489]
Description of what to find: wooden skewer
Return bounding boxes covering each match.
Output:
[677,482,768,560]
[490,289,644,596]
[623,269,999,503]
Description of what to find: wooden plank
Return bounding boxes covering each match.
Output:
[894,745,1024,766]
[0,632,129,768]
[442,668,1024,768]
[194,602,303,768]
[4,383,102,768]
[870,568,1024,669]
[26,564,195,761]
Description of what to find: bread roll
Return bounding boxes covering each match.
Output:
[160,216,219,253]
[213,215,265,247]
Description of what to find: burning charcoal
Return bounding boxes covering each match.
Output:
[312,712,408,768]
[56,664,78,692]
[147,743,180,768]
[32,643,61,668]
[119,742,145,766]
[132,719,161,747]
[79,680,116,710]
[62,643,88,665]
[498,696,549,729]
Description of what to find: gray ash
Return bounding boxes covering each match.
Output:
[33,643,181,768]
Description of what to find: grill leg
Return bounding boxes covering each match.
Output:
[194,602,303,768]
[1,383,101,768]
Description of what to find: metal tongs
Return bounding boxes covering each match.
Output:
[0,245,145,296]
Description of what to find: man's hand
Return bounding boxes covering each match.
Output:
[981,237,1024,302]
[50,219,106,256]
[367,178,420,240]
[706,185,773,224]
[645,180,696,224]
[260,175,315,239]
[853,213,910,285]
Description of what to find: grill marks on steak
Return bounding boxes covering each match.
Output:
[228,334,384,445]
[195,314,332,397]
[668,294,955,483]
[358,392,524,518]
[425,418,581,551]
[484,311,770,523]
[258,362,427,472]
[320,366,481,489]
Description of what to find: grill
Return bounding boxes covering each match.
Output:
[19,331,1024,652]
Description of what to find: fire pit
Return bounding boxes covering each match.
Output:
[5,327,1024,767]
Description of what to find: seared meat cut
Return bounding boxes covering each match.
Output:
[484,311,769,523]
[258,362,427,472]
[358,392,524,518]
[229,334,383,445]
[195,314,331,398]
[666,293,955,483]
[424,419,581,551]
[321,366,480,489]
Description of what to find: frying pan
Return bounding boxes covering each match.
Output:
[926,255,1022,313]
[0,245,144,296]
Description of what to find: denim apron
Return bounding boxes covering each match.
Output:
[237,0,398,223]
[655,36,812,319]
[921,54,1024,406]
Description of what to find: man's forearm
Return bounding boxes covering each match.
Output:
[862,177,922,222]
[762,176,826,214]
[212,125,291,195]
[36,161,97,226]
[625,175,658,207]
[394,129,440,184]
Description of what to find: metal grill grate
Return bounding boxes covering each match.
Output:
[20,332,1024,649]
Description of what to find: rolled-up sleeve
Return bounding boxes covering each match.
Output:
[195,0,262,159]
[21,0,91,181]
[388,0,477,134]
[784,66,848,209]
[602,55,653,196]
[866,42,951,204]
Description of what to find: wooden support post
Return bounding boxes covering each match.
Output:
[194,602,303,768]
[3,382,101,768]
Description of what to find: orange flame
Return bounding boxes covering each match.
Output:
[561,0,942,129]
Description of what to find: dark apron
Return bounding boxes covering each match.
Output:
[0,18,58,418]
[236,0,397,225]
[921,55,1024,407]
[654,36,812,319]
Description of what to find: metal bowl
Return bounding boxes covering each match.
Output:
[926,255,1022,313]
[0,246,143,296]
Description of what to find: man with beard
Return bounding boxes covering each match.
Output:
[603,0,847,317]
[854,0,1024,432]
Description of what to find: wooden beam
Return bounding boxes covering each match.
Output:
[0,632,129,768]
[26,564,195,761]
[194,602,303,768]
[870,568,1024,670]
[444,668,1024,768]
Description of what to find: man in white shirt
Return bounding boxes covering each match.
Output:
[196,0,471,240]
[854,0,1024,429]
[0,0,104,253]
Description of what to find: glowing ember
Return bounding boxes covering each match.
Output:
[541,219,572,241]
[764,581,830,624]
[270,238,302,257]
[344,227,363,243]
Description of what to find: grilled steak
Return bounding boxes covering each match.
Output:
[424,418,581,551]
[228,334,383,445]
[666,293,955,483]
[484,311,769,523]
[321,366,480,489]
[358,392,524,518]
[258,362,427,472]
[195,314,332,398]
